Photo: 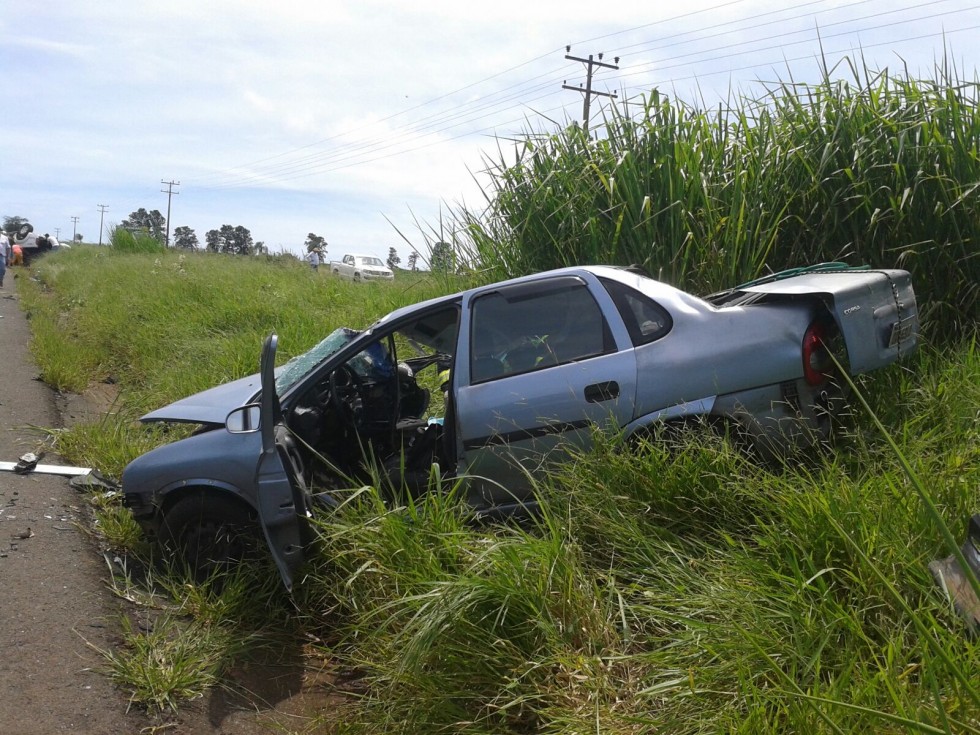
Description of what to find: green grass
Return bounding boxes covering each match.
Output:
[302,396,978,734]
[93,534,292,712]
[99,614,234,712]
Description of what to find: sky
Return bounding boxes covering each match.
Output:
[2,0,979,264]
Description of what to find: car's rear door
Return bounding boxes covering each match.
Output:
[453,275,636,511]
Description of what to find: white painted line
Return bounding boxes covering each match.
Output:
[0,462,92,476]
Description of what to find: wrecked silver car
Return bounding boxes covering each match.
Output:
[122,264,919,589]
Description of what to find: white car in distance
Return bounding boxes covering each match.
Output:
[330,253,394,281]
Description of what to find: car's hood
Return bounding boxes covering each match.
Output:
[140,373,262,425]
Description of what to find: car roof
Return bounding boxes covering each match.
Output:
[372,265,665,327]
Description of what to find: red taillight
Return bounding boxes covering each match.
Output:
[802,321,829,386]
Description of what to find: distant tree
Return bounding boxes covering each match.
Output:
[254,241,267,255]
[173,226,199,250]
[430,241,453,272]
[304,233,327,253]
[387,247,400,271]
[229,225,254,255]
[205,224,254,255]
[205,229,222,253]
[3,215,30,236]
[121,208,166,242]
[73,233,83,243]
[406,252,418,271]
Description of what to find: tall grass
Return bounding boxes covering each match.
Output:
[455,58,980,340]
[109,226,167,254]
[304,371,979,733]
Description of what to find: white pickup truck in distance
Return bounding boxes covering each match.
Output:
[330,253,394,281]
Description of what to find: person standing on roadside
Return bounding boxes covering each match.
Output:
[307,247,321,272]
[0,230,11,288]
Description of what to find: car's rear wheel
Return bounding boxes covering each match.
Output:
[159,494,258,582]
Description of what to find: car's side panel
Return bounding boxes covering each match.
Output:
[710,378,838,459]
[630,302,814,420]
[121,428,264,517]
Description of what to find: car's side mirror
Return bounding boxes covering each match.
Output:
[226,404,261,433]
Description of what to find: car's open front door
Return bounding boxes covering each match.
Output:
[256,333,307,591]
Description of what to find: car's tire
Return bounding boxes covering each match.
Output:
[353,272,361,282]
[159,494,258,582]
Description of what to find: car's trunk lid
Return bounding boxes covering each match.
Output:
[741,269,918,374]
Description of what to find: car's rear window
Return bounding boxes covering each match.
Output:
[599,277,673,346]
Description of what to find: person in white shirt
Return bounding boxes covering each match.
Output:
[307,249,321,271]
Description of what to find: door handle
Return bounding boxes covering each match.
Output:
[584,381,619,403]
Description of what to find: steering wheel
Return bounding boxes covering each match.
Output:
[329,363,364,427]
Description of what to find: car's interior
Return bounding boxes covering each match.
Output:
[284,307,460,494]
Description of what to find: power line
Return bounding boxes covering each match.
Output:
[616,7,980,85]
[617,1,972,75]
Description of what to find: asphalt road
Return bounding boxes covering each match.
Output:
[0,283,149,733]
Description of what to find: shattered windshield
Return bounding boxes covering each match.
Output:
[275,328,359,394]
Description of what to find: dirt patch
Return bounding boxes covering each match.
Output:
[56,380,121,429]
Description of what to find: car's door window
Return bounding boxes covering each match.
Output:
[599,277,673,346]
[469,277,614,383]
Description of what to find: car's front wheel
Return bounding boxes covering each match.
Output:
[159,494,258,581]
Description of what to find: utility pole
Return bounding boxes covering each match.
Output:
[54,228,61,240]
[562,47,619,133]
[161,179,180,247]
[70,216,80,244]
[97,204,109,246]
